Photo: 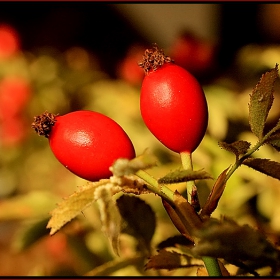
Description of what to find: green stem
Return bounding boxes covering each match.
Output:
[180,151,195,200]
[225,125,279,182]
[135,153,223,276]
[135,169,175,206]
[180,150,193,170]
[180,151,222,277]
[225,139,264,183]
[202,256,222,276]
[201,136,271,276]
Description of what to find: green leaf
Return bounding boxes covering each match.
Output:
[192,218,279,275]
[158,169,212,184]
[111,151,157,177]
[47,179,114,235]
[249,64,279,140]
[200,168,229,218]
[116,195,156,254]
[145,249,201,270]
[242,158,280,180]
[218,140,251,159]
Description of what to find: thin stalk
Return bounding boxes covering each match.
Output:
[225,139,264,182]
[136,153,223,276]
[180,151,195,201]
[135,169,175,206]
[225,125,279,182]
[202,256,222,276]
[180,150,193,170]
[180,151,222,277]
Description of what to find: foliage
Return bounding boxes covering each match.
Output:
[1,26,280,276]
[44,65,280,276]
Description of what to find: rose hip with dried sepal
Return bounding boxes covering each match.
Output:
[139,44,208,154]
[32,110,135,181]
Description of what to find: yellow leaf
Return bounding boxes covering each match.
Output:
[47,179,113,235]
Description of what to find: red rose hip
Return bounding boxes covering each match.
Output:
[139,44,208,154]
[32,110,135,181]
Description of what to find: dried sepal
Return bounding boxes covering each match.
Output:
[138,43,173,74]
[31,111,58,138]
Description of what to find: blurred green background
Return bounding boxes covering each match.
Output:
[0,2,280,276]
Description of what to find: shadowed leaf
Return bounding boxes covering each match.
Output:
[162,191,203,242]
[158,169,212,184]
[157,235,194,250]
[243,158,280,180]
[116,195,156,253]
[218,140,251,159]
[192,218,280,275]
[14,218,49,251]
[162,199,193,242]
[249,64,279,140]
[200,168,229,218]
[146,249,201,270]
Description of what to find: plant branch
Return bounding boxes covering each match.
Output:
[180,151,196,201]
[225,130,273,182]
[180,151,222,276]
[135,169,175,206]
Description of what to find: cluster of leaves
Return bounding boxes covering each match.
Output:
[44,65,280,276]
[219,64,280,179]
